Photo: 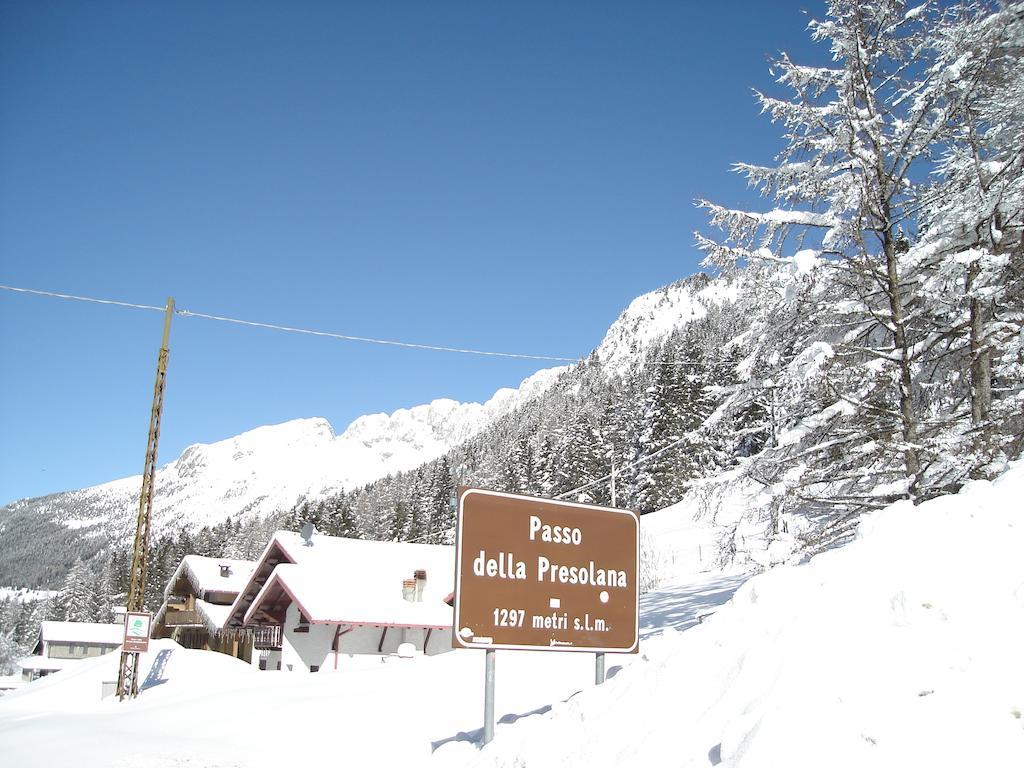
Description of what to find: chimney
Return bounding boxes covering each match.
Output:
[402,578,416,602]
[219,564,232,578]
[414,569,427,602]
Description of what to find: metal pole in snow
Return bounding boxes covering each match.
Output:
[594,457,615,686]
[483,649,495,745]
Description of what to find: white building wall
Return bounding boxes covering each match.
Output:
[280,603,334,672]
[423,627,454,656]
[275,602,455,672]
[334,625,454,657]
[257,649,282,670]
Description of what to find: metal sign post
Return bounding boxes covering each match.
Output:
[483,649,495,745]
[596,460,618,685]
[453,487,639,746]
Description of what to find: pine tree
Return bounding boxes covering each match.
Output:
[223,521,268,560]
[536,436,558,496]
[0,626,20,676]
[697,0,995,503]
[914,2,1024,474]
[389,500,409,542]
[58,559,97,623]
[90,566,114,623]
[426,456,455,543]
[108,546,130,606]
[325,495,360,539]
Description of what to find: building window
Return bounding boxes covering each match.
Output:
[310,665,319,673]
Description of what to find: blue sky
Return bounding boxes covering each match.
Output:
[0,1,824,505]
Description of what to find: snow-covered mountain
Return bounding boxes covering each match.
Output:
[4,271,734,549]
[3,365,567,543]
[1,272,733,588]
[593,273,737,374]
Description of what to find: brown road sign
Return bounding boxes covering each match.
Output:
[122,611,152,653]
[453,488,639,653]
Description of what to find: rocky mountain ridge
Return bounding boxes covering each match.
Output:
[0,365,568,547]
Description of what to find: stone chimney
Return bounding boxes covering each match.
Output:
[402,578,416,602]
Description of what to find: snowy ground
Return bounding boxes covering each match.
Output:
[2,464,1022,767]
[0,567,746,768]
[437,464,1024,768]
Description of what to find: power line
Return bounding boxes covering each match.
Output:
[0,283,582,363]
[0,284,167,313]
[176,309,581,362]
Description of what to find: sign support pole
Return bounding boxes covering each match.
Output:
[483,649,496,745]
[594,457,617,686]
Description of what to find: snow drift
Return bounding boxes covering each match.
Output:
[437,462,1024,767]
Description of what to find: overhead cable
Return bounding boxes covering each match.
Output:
[176,309,581,362]
[0,284,167,313]
[0,283,581,363]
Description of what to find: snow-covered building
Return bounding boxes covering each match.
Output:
[19,621,124,682]
[223,531,455,672]
[153,555,256,662]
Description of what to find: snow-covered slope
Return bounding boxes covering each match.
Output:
[4,464,1020,767]
[7,366,566,540]
[440,462,1024,768]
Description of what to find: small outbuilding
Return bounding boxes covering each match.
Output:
[19,621,124,682]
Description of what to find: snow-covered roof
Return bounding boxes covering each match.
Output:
[19,656,79,673]
[270,531,454,572]
[228,531,455,630]
[164,555,256,600]
[195,599,234,636]
[37,621,123,646]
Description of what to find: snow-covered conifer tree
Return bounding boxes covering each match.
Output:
[698,0,1010,505]
[58,559,97,622]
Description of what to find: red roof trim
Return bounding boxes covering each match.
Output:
[224,538,297,628]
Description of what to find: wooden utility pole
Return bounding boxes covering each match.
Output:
[117,297,174,700]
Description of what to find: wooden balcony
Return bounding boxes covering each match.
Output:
[165,610,202,627]
[253,625,282,650]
